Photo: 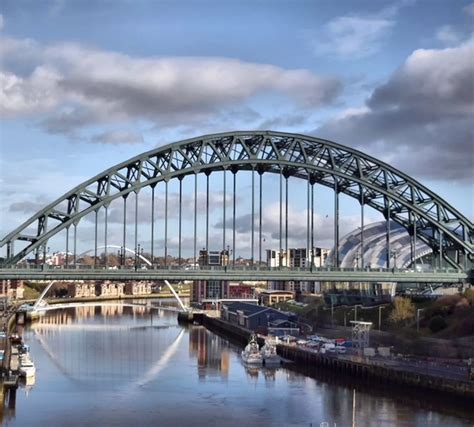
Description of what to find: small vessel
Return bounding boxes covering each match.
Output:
[10,333,22,345]
[19,354,36,377]
[241,334,263,366]
[261,339,281,366]
[18,343,30,355]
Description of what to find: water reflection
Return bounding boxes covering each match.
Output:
[1,302,472,427]
[0,385,16,424]
[189,326,230,380]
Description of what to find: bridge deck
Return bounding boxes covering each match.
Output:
[0,266,468,283]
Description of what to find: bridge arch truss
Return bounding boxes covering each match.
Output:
[1,131,472,270]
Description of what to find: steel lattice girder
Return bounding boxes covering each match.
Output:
[1,131,472,268]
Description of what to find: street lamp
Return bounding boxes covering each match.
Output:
[353,250,360,269]
[416,308,424,332]
[378,305,386,330]
[120,246,125,267]
[350,304,363,321]
[135,243,142,271]
[390,249,398,272]
[331,300,334,326]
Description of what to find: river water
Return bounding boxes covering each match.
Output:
[2,300,473,427]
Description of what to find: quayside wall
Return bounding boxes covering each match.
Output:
[200,314,474,400]
[277,344,474,400]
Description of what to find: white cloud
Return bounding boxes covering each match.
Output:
[0,36,342,138]
[316,38,474,182]
[464,3,474,17]
[91,130,144,145]
[0,158,88,239]
[0,67,62,116]
[436,25,461,46]
[312,14,394,59]
[216,201,366,250]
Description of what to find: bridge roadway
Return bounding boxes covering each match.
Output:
[0,265,468,283]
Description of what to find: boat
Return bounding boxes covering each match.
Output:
[19,354,36,377]
[10,333,22,345]
[261,339,281,366]
[18,343,30,355]
[241,334,263,366]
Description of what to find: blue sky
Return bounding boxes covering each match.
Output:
[1,0,473,257]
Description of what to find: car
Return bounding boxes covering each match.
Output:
[335,346,347,354]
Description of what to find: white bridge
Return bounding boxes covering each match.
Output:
[30,275,188,314]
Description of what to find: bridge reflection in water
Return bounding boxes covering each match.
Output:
[1,302,472,427]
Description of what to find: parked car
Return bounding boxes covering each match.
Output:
[321,343,336,354]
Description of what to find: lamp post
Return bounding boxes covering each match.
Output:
[354,250,360,269]
[331,300,334,326]
[135,243,141,271]
[378,305,384,330]
[352,304,362,321]
[416,308,424,332]
[390,249,398,272]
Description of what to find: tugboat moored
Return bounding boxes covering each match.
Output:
[241,334,263,366]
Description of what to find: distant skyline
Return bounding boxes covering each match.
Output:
[1,0,473,257]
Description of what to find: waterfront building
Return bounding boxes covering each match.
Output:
[46,252,68,266]
[95,281,125,297]
[221,301,297,332]
[124,281,152,296]
[321,281,396,306]
[266,247,329,296]
[327,220,432,269]
[1,280,24,300]
[266,247,330,268]
[267,319,300,337]
[192,249,229,304]
[258,290,294,306]
[67,282,96,298]
[227,282,254,299]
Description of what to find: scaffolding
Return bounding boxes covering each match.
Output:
[350,320,372,349]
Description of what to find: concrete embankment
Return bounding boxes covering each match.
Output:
[277,344,474,400]
[1,311,18,374]
[199,314,474,400]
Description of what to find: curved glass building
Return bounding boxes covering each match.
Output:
[328,220,432,269]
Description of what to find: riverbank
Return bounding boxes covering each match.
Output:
[198,314,474,400]
[310,324,474,359]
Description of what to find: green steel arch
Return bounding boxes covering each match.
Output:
[1,131,472,269]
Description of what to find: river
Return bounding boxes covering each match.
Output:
[1,300,473,426]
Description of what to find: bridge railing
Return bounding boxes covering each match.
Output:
[2,264,464,274]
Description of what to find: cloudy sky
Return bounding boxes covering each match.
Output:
[1,0,473,258]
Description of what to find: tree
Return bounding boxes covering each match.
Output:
[389,297,415,325]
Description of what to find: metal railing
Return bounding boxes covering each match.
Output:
[1,263,464,274]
